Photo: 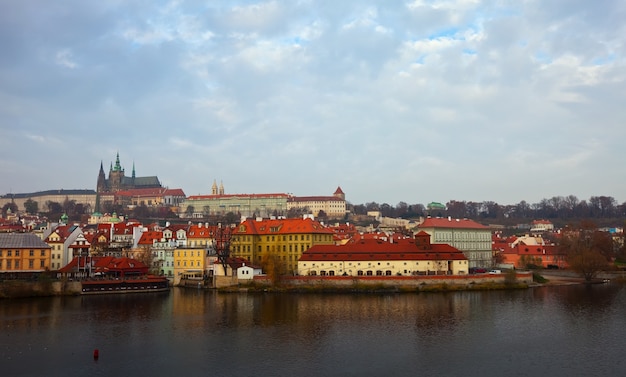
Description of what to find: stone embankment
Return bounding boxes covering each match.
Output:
[228,272,534,292]
[0,280,82,299]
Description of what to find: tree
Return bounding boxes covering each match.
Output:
[560,222,611,281]
[261,251,286,285]
[24,199,39,214]
[185,205,195,218]
[2,202,18,217]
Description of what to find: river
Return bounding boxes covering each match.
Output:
[2,283,625,377]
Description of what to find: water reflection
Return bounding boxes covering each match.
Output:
[2,285,626,377]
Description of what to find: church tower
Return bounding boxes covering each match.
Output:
[97,161,107,193]
[108,152,125,191]
[211,180,218,195]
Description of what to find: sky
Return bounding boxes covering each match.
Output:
[1,0,625,207]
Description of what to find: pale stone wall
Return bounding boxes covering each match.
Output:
[251,272,533,288]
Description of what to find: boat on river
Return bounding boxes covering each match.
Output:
[60,256,170,294]
[81,275,170,294]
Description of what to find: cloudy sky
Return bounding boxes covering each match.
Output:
[1,0,625,206]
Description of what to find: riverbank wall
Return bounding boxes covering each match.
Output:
[0,280,82,299]
[241,271,534,291]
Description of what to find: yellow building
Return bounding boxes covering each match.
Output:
[0,233,52,276]
[173,246,207,285]
[230,217,335,274]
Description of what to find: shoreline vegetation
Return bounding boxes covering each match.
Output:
[1,271,620,299]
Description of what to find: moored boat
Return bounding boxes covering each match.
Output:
[81,275,170,294]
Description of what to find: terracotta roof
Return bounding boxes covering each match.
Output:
[138,231,163,245]
[334,186,344,195]
[419,217,489,230]
[58,256,149,274]
[115,187,186,197]
[288,195,344,202]
[235,218,333,235]
[300,240,467,262]
[187,224,218,238]
[187,193,289,200]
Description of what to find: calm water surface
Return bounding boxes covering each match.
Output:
[1,284,625,377]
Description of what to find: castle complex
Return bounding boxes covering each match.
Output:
[96,152,161,194]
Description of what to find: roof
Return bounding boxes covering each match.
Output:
[235,218,334,236]
[187,193,289,200]
[138,231,164,245]
[300,239,467,262]
[0,233,51,249]
[58,256,149,274]
[419,217,489,230]
[115,187,186,197]
[187,224,218,238]
[45,225,80,242]
[288,195,344,202]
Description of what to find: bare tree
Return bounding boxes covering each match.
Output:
[561,222,611,282]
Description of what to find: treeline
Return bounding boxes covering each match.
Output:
[349,195,625,225]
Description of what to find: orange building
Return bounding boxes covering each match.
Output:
[231,217,335,274]
[0,233,51,276]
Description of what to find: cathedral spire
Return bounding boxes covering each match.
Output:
[114,151,122,172]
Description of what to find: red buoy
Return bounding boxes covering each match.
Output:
[93,349,99,359]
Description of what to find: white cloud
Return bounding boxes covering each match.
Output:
[1,0,625,205]
[55,49,78,69]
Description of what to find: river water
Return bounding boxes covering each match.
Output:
[2,284,625,377]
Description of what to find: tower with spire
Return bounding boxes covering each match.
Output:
[96,152,162,195]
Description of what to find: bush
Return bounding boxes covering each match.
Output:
[532,272,548,283]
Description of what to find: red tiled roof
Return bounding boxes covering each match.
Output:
[187,224,218,238]
[288,196,343,202]
[419,217,489,230]
[115,187,186,197]
[58,256,149,274]
[235,218,334,235]
[187,193,289,200]
[300,240,467,262]
[138,231,163,245]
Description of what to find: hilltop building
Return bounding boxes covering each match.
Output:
[179,182,347,220]
[97,152,162,194]
[286,186,347,218]
[179,181,289,218]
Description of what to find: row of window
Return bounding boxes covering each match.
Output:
[0,250,47,257]
[0,259,46,269]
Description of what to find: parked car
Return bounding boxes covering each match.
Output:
[469,267,488,274]
[489,269,502,274]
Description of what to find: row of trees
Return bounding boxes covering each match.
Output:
[348,195,625,223]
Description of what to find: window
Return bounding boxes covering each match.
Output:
[15,261,19,268]
[29,250,34,257]
[7,251,11,256]
[29,260,34,268]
